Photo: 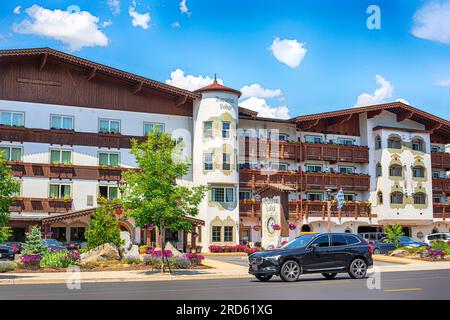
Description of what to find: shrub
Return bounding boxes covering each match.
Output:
[430,240,450,255]
[22,226,48,255]
[169,256,191,269]
[40,251,80,268]
[185,253,205,265]
[0,261,16,273]
[85,204,123,251]
[382,224,404,248]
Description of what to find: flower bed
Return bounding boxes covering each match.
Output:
[208,245,263,255]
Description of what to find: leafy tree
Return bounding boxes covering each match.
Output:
[22,225,49,255]
[120,130,208,251]
[382,224,404,248]
[85,203,123,250]
[0,151,20,242]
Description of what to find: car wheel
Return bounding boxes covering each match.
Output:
[255,275,273,282]
[373,248,381,255]
[280,260,301,282]
[348,258,368,279]
[322,273,337,279]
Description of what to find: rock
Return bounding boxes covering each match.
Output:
[123,245,140,260]
[164,242,184,257]
[389,249,409,257]
[120,231,140,260]
[80,243,120,264]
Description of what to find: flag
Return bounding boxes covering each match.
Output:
[335,189,345,210]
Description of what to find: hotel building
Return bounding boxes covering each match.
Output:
[0,48,449,250]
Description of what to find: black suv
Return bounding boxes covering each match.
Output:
[248,233,373,282]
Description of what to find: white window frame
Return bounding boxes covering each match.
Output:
[49,149,73,164]
[222,153,231,171]
[222,121,231,139]
[0,111,25,127]
[143,122,165,135]
[204,153,213,171]
[98,151,120,167]
[203,121,213,139]
[49,183,72,198]
[305,135,322,144]
[305,164,323,173]
[271,163,289,171]
[98,185,119,200]
[338,166,354,174]
[337,138,354,146]
[98,118,121,134]
[432,171,440,179]
[211,187,234,203]
[0,145,23,161]
[50,114,74,130]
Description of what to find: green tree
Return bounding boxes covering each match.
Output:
[85,203,123,250]
[0,151,20,242]
[120,130,208,250]
[382,224,404,248]
[22,226,48,255]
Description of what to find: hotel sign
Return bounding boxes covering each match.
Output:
[261,196,281,248]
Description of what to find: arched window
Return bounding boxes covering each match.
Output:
[412,137,425,152]
[412,166,425,178]
[413,192,426,205]
[390,192,404,204]
[375,135,382,150]
[377,191,383,205]
[388,135,402,149]
[376,163,382,177]
[389,164,403,177]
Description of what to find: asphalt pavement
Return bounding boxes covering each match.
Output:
[0,269,448,300]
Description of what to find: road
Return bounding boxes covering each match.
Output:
[0,269,449,300]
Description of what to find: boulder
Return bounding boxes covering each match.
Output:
[120,231,140,260]
[389,249,409,257]
[164,242,184,257]
[80,243,120,264]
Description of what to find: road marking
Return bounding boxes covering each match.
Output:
[383,288,422,292]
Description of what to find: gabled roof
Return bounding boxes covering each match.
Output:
[0,47,200,100]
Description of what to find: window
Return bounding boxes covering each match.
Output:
[99,119,120,134]
[390,192,404,204]
[144,122,165,135]
[377,192,383,205]
[50,115,73,130]
[309,235,330,248]
[412,138,425,152]
[270,132,288,141]
[337,138,354,146]
[413,193,426,205]
[204,153,213,171]
[239,190,252,200]
[431,146,440,153]
[50,150,72,164]
[212,226,221,242]
[432,172,440,179]
[307,193,323,201]
[212,187,234,203]
[388,135,402,149]
[433,196,441,204]
[203,121,213,139]
[224,226,233,242]
[98,152,120,167]
[345,235,361,245]
[389,164,403,177]
[305,135,322,143]
[222,122,231,138]
[99,185,119,199]
[0,146,22,161]
[271,163,289,171]
[239,162,251,170]
[376,163,382,177]
[305,164,322,173]
[412,166,425,178]
[49,184,71,198]
[375,135,382,150]
[343,194,355,202]
[331,234,348,247]
[0,111,24,127]
[339,166,354,174]
[222,153,231,170]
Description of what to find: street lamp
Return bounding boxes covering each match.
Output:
[326,188,334,233]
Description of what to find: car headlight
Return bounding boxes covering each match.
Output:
[263,255,282,263]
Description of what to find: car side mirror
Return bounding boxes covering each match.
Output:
[308,243,318,252]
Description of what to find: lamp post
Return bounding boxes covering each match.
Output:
[326,188,333,233]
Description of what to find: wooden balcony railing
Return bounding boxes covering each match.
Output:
[433,203,450,220]
[240,200,373,219]
[431,152,450,170]
[9,198,73,213]
[7,162,128,181]
[239,138,369,163]
[432,178,450,194]
[239,169,371,192]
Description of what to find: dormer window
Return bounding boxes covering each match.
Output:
[388,135,402,149]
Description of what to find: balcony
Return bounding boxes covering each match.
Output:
[240,169,301,189]
[49,164,75,179]
[239,138,300,161]
[432,178,450,194]
[98,167,124,181]
[302,143,369,163]
[9,198,72,214]
[0,125,26,142]
[431,152,450,170]
[6,161,26,177]
[433,203,450,220]
[240,200,372,219]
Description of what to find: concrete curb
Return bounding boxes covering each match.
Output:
[373,255,418,264]
[203,253,248,257]
[202,258,247,270]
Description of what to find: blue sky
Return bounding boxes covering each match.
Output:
[1,0,450,120]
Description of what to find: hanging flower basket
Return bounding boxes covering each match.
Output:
[272,224,281,231]
[253,225,261,231]
[115,207,124,216]
[192,232,199,238]
[289,223,297,230]
[145,224,154,231]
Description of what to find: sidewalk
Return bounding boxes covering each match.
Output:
[1,258,449,286]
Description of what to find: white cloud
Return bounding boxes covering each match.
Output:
[171,21,180,28]
[411,0,450,45]
[435,77,450,86]
[165,69,223,91]
[13,5,108,52]
[240,97,290,119]
[396,98,410,105]
[240,83,283,99]
[13,6,21,14]
[269,37,307,68]
[354,74,394,107]
[180,0,191,15]
[102,20,113,28]
[108,0,121,16]
[129,1,150,30]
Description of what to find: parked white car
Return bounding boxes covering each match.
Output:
[424,233,450,244]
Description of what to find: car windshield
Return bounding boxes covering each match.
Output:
[282,234,317,249]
